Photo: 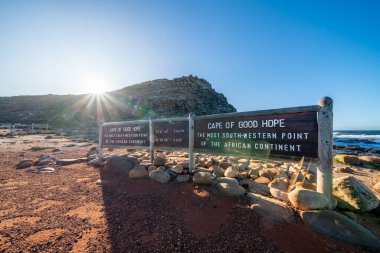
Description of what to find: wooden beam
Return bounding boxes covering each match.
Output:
[317,97,334,209]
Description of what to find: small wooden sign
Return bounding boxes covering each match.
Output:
[102,122,150,147]
[153,120,189,148]
[193,111,318,158]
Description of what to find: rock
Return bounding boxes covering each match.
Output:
[147,166,157,174]
[219,162,232,169]
[37,167,55,174]
[334,166,354,173]
[87,158,103,166]
[254,177,271,185]
[16,161,33,170]
[248,168,260,179]
[56,158,81,166]
[335,154,361,166]
[105,155,138,175]
[178,162,189,169]
[129,165,148,179]
[268,178,289,192]
[170,164,184,174]
[240,179,270,196]
[270,188,289,202]
[37,159,55,166]
[193,172,213,185]
[216,177,245,196]
[213,167,225,178]
[288,188,329,210]
[176,174,190,183]
[373,182,380,192]
[149,170,170,183]
[224,166,239,178]
[259,169,275,180]
[153,156,166,167]
[359,155,380,165]
[247,193,296,224]
[333,176,379,212]
[301,210,380,251]
[157,166,166,171]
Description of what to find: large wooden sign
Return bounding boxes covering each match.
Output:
[102,121,150,147]
[153,119,189,148]
[194,111,318,158]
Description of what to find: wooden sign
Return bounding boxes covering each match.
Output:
[102,121,150,147]
[194,111,318,158]
[153,120,189,148]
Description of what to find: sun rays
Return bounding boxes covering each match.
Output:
[65,90,152,127]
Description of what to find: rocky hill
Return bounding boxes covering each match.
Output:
[0,75,236,128]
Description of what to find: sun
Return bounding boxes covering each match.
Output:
[92,83,107,95]
[80,69,110,95]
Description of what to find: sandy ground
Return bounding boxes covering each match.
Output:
[0,134,378,252]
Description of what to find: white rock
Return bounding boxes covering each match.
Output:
[193,172,213,185]
[288,188,329,211]
[149,170,170,183]
[224,166,239,178]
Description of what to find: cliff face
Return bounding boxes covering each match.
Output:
[0,75,236,128]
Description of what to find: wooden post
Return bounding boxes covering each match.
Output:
[98,122,104,161]
[149,116,155,163]
[317,97,333,209]
[189,113,195,173]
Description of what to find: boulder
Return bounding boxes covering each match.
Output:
[373,182,380,192]
[129,165,148,179]
[288,188,329,210]
[37,159,55,166]
[216,177,245,196]
[224,166,238,178]
[149,170,170,183]
[193,172,213,185]
[239,179,270,196]
[359,156,380,165]
[259,169,275,180]
[335,154,361,166]
[170,164,183,174]
[254,177,271,185]
[16,161,33,170]
[37,167,55,174]
[247,193,296,224]
[176,174,190,183]
[105,155,138,175]
[153,156,166,167]
[268,178,289,192]
[147,166,157,174]
[213,167,225,178]
[333,176,379,212]
[56,158,81,166]
[248,168,260,179]
[270,188,289,202]
[301,210,380,251]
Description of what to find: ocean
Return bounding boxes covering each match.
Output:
[333,130,380,150]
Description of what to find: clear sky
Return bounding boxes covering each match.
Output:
[0,0,379,130]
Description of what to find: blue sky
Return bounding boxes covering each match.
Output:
[0,0,379,130]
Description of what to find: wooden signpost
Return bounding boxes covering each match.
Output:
[98,97,333,208]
